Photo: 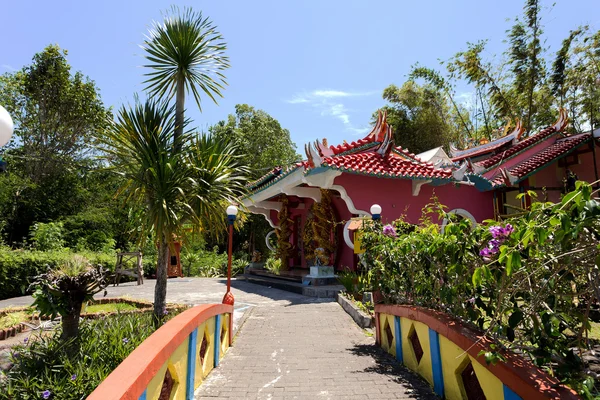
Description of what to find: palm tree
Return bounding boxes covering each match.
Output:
[142,6,229,149]
[100,98,247,323]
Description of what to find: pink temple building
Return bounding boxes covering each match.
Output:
[243,110,600,273]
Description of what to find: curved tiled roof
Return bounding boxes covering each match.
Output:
[478,126,559,170]
[451,133,517,162]
[490,133,590,186]
[321,152,453,180]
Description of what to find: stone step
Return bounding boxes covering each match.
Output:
[240,274,343,299]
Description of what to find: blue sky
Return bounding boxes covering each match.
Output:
[1,0,598,153]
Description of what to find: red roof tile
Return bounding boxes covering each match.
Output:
[330,138,375,155]
[322,152,453,180]
[479,126,559,169]
[490,134,590,186]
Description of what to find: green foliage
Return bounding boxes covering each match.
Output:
[210,104,300,180]
[0,311,182,399]
[142,6,229,113]
[337,269,357,295]
[30,222,65,251]
[362,182,600,396]
[0,248,116,300]
[30,256,109,341]
[265,257,281,275]
[0,45,111,244]
[375,81,463,153]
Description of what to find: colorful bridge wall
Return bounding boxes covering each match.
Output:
[375,304,579,400]
[88,304,232,400]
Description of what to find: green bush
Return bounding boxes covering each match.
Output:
[362,183,600,397]
[0,311,182,399]
[0,249,116,300]
[265,257,281,275]
[30,222,65,251]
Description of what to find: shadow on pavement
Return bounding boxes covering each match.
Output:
[230,279,335,307]
[348,343,438,399]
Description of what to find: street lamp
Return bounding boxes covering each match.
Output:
[222,205,238,306]
[370,204,382,221]
[0,105,14,147]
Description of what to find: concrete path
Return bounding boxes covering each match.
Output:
[196,284,436,400]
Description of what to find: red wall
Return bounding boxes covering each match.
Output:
[334,174,495,225]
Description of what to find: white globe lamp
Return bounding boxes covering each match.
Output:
[370,204,382,220]
[0,105,14,147]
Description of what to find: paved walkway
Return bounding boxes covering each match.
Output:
[196,283,435,400]
[0,278,436,400]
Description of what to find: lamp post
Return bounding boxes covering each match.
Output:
[0,105,14,147]
[222,205,238,306]
[370,204,382,221]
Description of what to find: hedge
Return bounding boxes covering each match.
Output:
[0,249,155,301]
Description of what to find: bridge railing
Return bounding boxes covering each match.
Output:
[375,304,579,400]
[88,303,233,400]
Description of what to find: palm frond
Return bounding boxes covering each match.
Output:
[141,6,230,111]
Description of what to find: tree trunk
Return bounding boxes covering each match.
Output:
[154,236,169,327]
[174,75,185,152]
[61,303,82,353]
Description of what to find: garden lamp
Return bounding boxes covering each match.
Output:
[0,105,14,147]
[222,204,238,306]
[370,204,382,220]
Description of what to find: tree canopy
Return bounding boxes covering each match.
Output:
[0,45,116,245]
[210,104,300,179]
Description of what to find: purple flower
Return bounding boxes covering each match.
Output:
[489,225,503,238]
[42,390,51,399]
[503,224,514,236]
[23,337,28,344]
[71,374,77,381]
[122,338,129,344]
[479,248,492,257]
[163,309,169,315]
[467,297,476,304]
[382,224,397,237]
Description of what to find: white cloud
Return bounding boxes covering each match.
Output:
[286,89,376,134]
[456,91,475,108]
[285,89,376,104]
[1,65,17,72]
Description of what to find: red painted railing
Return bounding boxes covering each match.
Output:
[88,303,233,400]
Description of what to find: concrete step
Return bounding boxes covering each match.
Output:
[241,274,343,299]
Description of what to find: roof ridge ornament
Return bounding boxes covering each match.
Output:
[305,142,322,168]
[552,108,569,132]
[499,167,519,186]
[375,111,395,157]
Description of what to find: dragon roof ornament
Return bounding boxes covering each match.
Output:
[552,108,569,132]
[304,110,397,166]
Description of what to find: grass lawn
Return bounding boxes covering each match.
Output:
[83,303,138,313]
[0,311,29,329]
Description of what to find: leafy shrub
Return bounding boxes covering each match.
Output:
[337,269,357,295]
[0,249,115,300]
[362,183,600,396]
[30,256,109,342]
[30,222,65,251]
[265,257,281,275]
[0,311,182,399]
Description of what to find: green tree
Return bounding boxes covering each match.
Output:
[210,104,300,179]
[374,81,461,154]
[101,98,247,323]
[142,6,229,149]
[0,45,111,243]
[551,27,600,132]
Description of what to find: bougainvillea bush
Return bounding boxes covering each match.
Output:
[361,182,600,397]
